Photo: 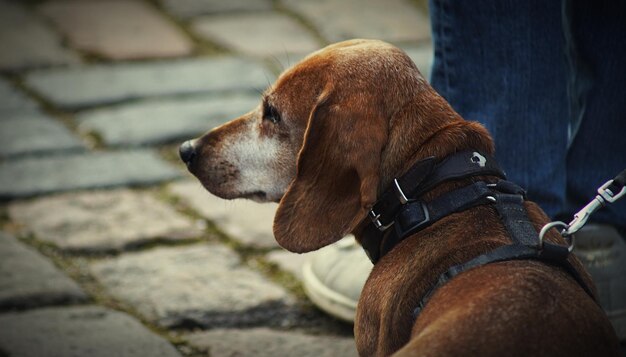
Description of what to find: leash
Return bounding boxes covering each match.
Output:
[360,152,626,320]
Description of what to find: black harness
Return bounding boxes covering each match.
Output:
[360,151,597,319]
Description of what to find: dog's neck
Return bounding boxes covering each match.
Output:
[353,91,497,247]
[379,90,495,200]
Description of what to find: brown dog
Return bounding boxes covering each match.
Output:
[180,39,620,356]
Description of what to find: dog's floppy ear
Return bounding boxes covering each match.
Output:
[274,88,388,253]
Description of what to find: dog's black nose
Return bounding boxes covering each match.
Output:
[179,140,197,165]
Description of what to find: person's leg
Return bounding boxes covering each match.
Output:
[429,0,626,340]
[429,0,570,217]
[563,0,626,341]
[563,0,626,232]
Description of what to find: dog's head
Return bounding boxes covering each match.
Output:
[180,39,490,253]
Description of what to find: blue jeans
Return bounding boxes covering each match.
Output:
[429,0,626,233]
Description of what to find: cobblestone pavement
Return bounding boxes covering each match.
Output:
[0,0,432,355]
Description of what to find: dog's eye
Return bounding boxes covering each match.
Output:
[263,103,281,124]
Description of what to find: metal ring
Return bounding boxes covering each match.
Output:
[538,221,571,250]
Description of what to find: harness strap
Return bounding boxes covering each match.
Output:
[382,181,496,258]
[363,181,498,263]
[410,184,598,320]
[493,193,540,247]
[412,243,597,318]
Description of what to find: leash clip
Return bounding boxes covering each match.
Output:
[540,170,626,244]
[563,179,626,236]
[598,178,626,203]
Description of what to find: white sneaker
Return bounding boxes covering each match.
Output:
[302,236,372,323]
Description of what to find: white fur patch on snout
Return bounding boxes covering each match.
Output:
[221,118,291,201]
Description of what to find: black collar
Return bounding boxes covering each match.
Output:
[361,150,506,264]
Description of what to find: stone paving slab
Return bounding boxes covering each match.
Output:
[8,189,203,253]
[0,305,182,357]
[39,0,192,60]
[266,250,308,280]
[76,93,259,147]
[191,12,320,57]
[24,57,271,109]
[0,116,85,158]
[283,0,431,44]
[0,78,41,120]
[160,0,273,19]
[169,180,279,249]
[0,0,79,71]
[185,328,357,357]
[0,232,87,310]
[0,150,181,200]
[90,244,293,328]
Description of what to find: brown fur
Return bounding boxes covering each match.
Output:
[186,39,620,356]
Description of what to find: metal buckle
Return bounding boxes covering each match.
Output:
[393,178,409,204]
[368,209,394,231]
[410,202,431,231]
[369,178,411,232]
